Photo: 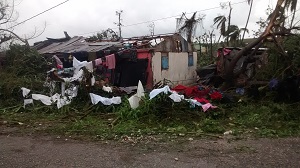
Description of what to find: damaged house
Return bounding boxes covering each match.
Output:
[34,32,198,89]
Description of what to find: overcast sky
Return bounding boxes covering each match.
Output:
[10,0,299,44]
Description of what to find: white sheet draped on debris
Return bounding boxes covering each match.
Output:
[73,57,93,74]
[23,67,82,109]
[102,86,113,93]
[128,81,145,109]
[120,86,138,94]
[30,93,75,109]
[21,87,31,97]
[63,69,84,83]
[89,93,121,106]
[23,99,33,107]
[57,96,72,109]
[32,94,53,106]
[149,85,171,100]
[169,92,185,102]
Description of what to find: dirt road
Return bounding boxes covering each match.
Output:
[1,132,300,168]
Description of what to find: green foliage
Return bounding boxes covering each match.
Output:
[226,102,300,137]
[0,45,47,107]
[255,35,300,80]
[4,44,47,78]
[197,53,213,67]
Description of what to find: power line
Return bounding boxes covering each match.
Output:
[9,0,70,29]
[77,0,248,36]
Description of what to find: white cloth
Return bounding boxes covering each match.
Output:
[102,86,112,93]
[63,69,83,83]
[149,86,171,100]
[21,87,31,97]
[89,93,121,106]
[57,96,72,109]
[137,81,145,97]
[23,99,33,107]
[51,93,60,102]
[32,94,52,106]
[169,92,184,102]
[65,85,78,98]
[73,57,93,74]
[91,76,95,86]
[85,61,93,72]
[128,81,145,109]
[119,86,138,94]
[186,99,203,108]
[128,95,141,109]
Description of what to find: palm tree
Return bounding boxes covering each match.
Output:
[177,12,201,43]
[285,0,298,28]
[214,1,233,46]
[214,15,227,43]
[241,0,253,44]
[226,25,249,46]
[227,2,233,46]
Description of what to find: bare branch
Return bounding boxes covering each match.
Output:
[0,0,16,25]
[0,28,29,46]
[26,22,47,40]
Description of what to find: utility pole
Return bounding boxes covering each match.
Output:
[115,10,123,39]
[148,22,155,36]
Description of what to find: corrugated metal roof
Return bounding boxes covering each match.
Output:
[37,36,121,54]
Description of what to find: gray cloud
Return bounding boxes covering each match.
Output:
[10,0,298,44]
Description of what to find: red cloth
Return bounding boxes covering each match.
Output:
[172,85,210,98]
[173,85,187,92]
[105,54,116,69]
[194,97,210,104]
[210,92,222,100]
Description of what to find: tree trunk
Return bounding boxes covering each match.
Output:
[290,1,298,28]
[210,32,213,61]
[221,0,285,90]
[241,0,253,44]
[226,2,233,46]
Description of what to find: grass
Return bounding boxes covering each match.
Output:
[1,99,300,140]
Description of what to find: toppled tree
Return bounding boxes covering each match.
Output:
[221,0,300,90]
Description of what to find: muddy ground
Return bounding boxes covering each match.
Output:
[1,126,300,168]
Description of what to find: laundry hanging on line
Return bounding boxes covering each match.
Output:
[105,54,116,69]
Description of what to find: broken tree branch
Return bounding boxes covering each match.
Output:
[0,28,29,46]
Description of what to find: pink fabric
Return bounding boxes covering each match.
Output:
[223,48,232,56]
[95,58,102,66]
[217,48,232,57]
[53,55,63,65]
[202,103,217,112]
[57,64,63,69]
[105,54,116,69]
